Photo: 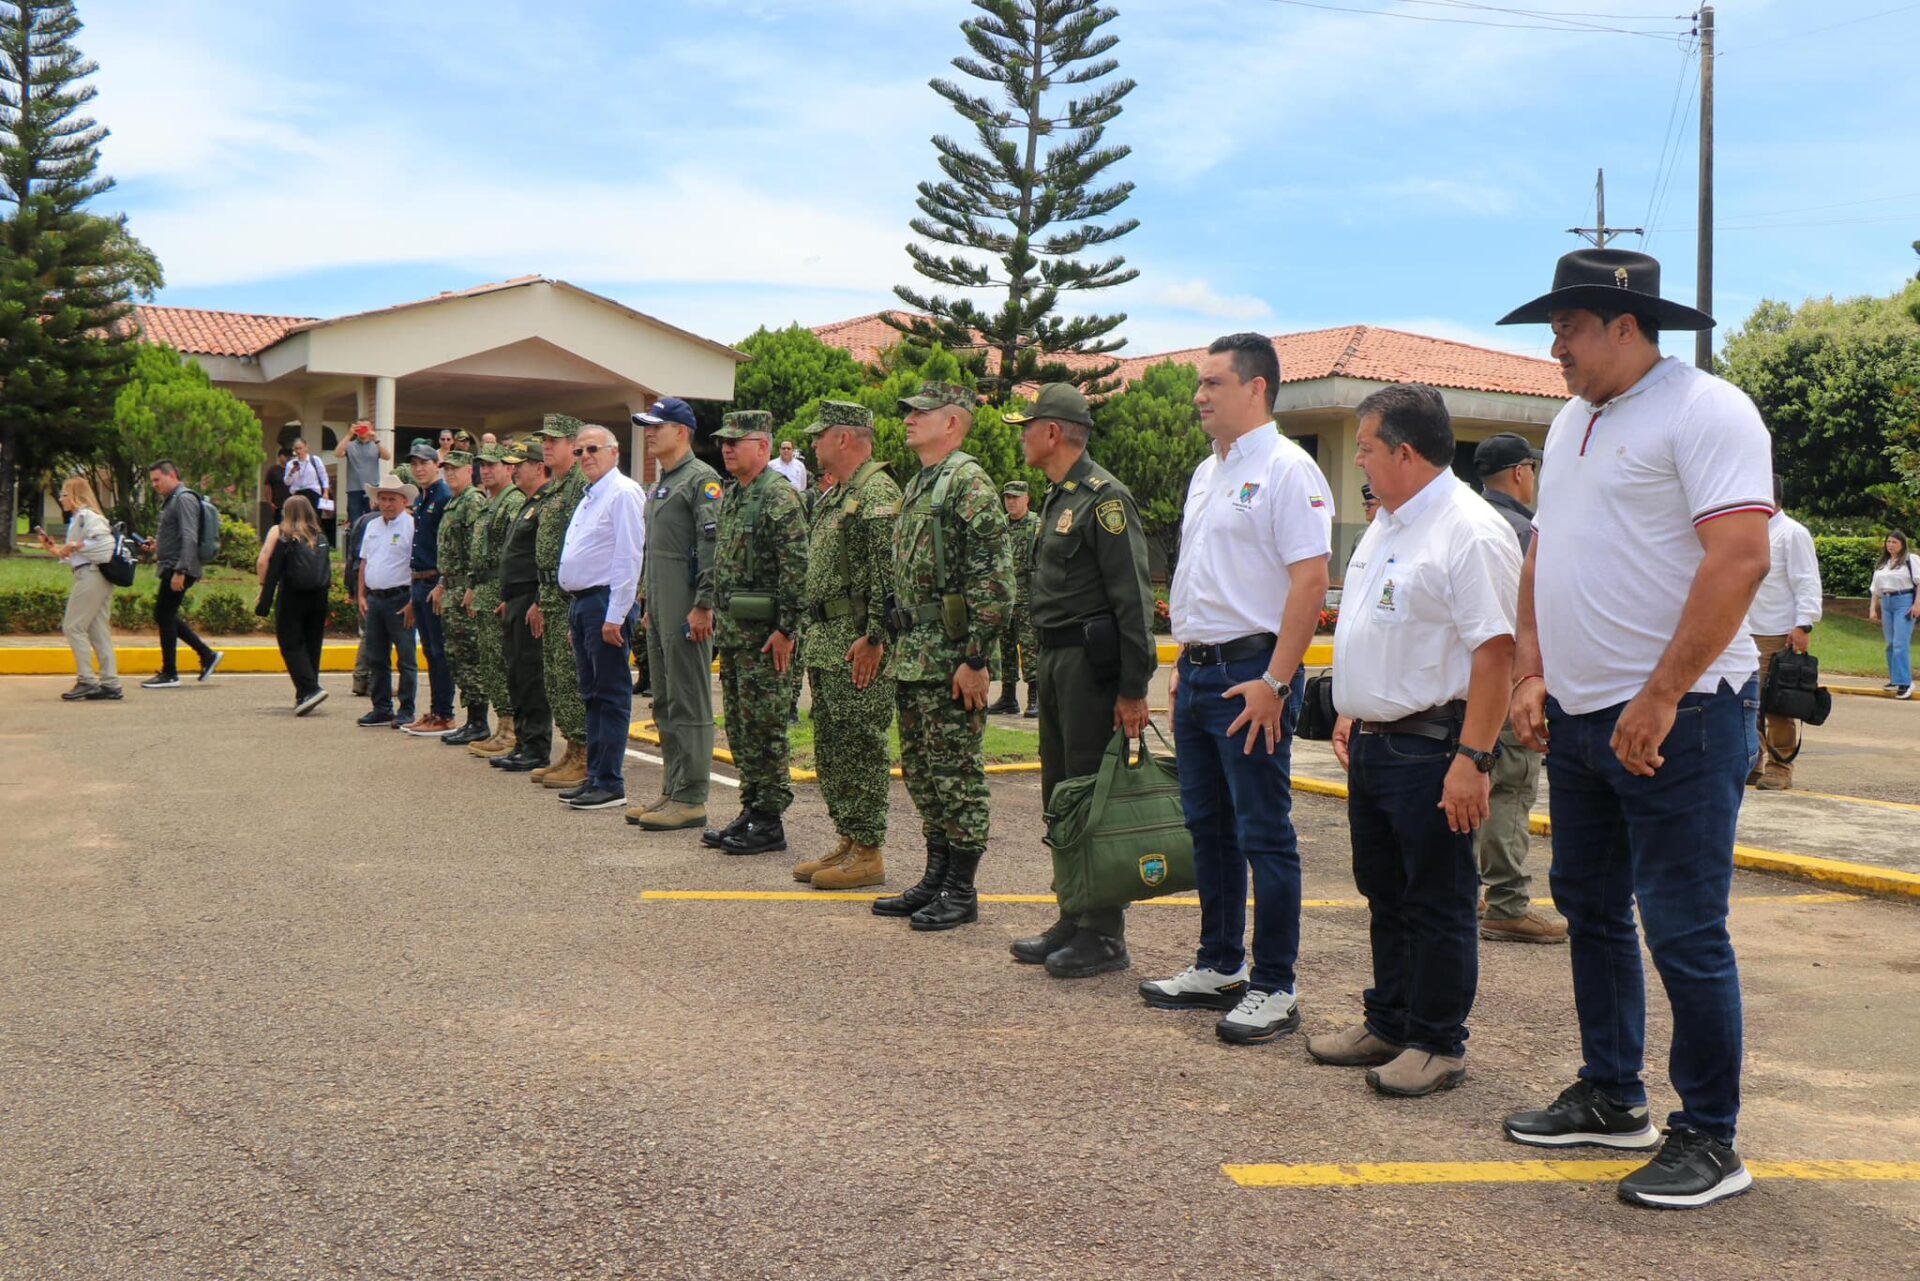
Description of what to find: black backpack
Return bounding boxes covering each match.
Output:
[1295,671,1337,741]
[283,538,332,592]
[1762,648,1832,742]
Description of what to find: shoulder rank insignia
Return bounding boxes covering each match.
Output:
[701,480,723,502]
[1096,499,1126,535]
[1055,508,1075,535]
[1086,475,1108,491]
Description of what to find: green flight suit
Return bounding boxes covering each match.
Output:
[641,452,723,806]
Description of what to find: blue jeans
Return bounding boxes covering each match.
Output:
[1348,731,1479,1058]
[363,589,417,718]
[1174,655,1304,994]
[347,491,371,525]
[568,587,635,792]
[1545,678,1753,1142]
[411,579,453,718]
[1883,591,1916,688]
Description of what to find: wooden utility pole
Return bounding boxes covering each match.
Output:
[1695,5,1715,371]
[1569,169,1642,247]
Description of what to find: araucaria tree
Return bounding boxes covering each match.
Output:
[889,0,1137,402]
[0,0,149,553]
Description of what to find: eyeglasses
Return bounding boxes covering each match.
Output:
[572,445,607,457]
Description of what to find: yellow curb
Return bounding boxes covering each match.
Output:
[1223,1159,1920,1189]
[639,890,1855,909]
[1829,685,1905,700]
[0,641,408,676]
[1154,640,1334,667]
[625,721,1041,783]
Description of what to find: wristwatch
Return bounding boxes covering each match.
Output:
[1260,671,1291,700]
[1455,743,1502,773]
[961,654,989,671]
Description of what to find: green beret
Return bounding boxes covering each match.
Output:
[899,380,974,413]
[714,409,774,441]
[806,400,874,435]
[1001,480,1029,498]
[536,413,584,439]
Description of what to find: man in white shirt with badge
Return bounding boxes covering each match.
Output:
[1138,333,1333,1047]
[1746,476,1822,790]
[355,474,420,728]
[1313,384,1519,1098]
[1497,249,1773,1211]
[770,439,809,492]
[556,425,647,812]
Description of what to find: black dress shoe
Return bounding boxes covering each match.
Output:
[491,750,544,772]
[702,806,753,850]
[719,812,787,855]
[357,709,394,728]
[1044,928,1131,979]
[565,787,628,811]
[1010,913,1078,964]
[558,781,593,801]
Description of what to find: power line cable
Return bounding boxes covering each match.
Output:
[1253,0,1693,42]
[1720,2,1920,54]
[1638,38,1696,246]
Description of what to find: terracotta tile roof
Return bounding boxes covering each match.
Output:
[132,305,315,357]
[1110,325,1565,399]
[813,315,1563,401]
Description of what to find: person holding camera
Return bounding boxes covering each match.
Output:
[1746,477,1823,787]
[336,420,391,524]
[36,476,122,701]
[1004,384,1156,979]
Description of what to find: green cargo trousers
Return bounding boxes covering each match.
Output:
[645,595,715,806]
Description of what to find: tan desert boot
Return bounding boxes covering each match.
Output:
[636,800,706,831]
[1366,1049,1467,1098]
[625,795,670,825]
[540,740,589,789]
[1478,908,1568,945]
[469,714,516,758]
[1306,1022,1403,1067]
[811,843,885,891]
[792,836,852,883]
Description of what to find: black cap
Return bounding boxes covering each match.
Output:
[1474,433,1542,475]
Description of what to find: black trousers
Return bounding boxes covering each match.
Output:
[1036,644,1126,939]
[504,589,552,761]
[154,573,214,677]
[275,588,329,699]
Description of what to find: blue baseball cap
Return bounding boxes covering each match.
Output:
[633,397,697,430]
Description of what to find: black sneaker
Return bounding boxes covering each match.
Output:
[1504,1080,1660,1150]
[1617,1127,1752,1209]
[85,685,125,701]
[565,787,628,811]
[198,651,225,681]
[357,709,395,728]
[141,674,182,690]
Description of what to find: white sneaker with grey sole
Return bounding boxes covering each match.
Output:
[1215,987,1301,1044]
[1138,964,1250,1011]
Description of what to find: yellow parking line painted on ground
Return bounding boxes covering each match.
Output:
[1223,1159,1920,1189]
[639,890,1856,909]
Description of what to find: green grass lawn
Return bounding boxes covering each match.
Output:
[1814,609,1914,679]
[715,714,1039,768]
[0,549,259,592]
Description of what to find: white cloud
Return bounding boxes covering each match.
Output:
[1149,278,1273,321]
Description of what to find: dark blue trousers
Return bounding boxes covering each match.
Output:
[1348,731,1479,1058]
[1174,655,1305,994]
[411,579,453,718]
[363,589,416,718]
[1545,679,1755,1142]
[568,587,635,792]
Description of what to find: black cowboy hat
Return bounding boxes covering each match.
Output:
[1496,248,1713,331]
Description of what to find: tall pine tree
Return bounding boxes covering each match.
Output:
[0,0,146,553]
[889,0,1137,402]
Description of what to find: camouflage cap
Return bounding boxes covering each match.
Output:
[1001,480,1029,498]
[713,409,774,441]
[450,430,476,449]
[899,380,973,413]
[1002,382,1092,428]
[475,443,506,464]
[806,399,875,435]
[443,449,475,468]
[536,413,584,440]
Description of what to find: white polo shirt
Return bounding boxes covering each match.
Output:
[1746,511,1822,636]
[360,511,415,591]
[1169,423,1333,645]
[1533,356,1773,715]
[1333,470,1520,722]
[770,455,808,491]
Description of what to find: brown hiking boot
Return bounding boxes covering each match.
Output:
[636,801,706,831]
[1367,1049,1467,1098]
[812,843,885,890]
[793,837,852,883]
[1754,771,1792,791]
[1306,1022,1404,1067]
[625,795,669,825]
[1479,908,1569,945]
[469,715,516,758]
[540,741,589,789]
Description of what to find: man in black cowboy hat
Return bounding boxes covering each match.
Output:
[1495,248,1773,1209]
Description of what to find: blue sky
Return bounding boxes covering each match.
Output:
[82,0,1920,364]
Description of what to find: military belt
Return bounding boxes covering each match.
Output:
[886,600,945,632]
[1037,622,1091,649]
[810,596,858,623]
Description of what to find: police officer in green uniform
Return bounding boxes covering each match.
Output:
[491,439,554,773]
[1005,384,1157,978]
[628,398,723,832]
[436,449,492,745]
[467,443,527,760]
[530,414,591,790]
[705,410,809,855]
[872,381,1013,932]
[992,480,1042,717]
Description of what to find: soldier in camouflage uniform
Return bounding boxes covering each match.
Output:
[529,414,590,790]
[789,401,901,890]
[991,480,1042,716]
[705,410,809,856]
[435,449,492,745]
[467,442,526,759]
[871,381,1012,932]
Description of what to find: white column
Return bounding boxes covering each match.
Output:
[373,376,397,464]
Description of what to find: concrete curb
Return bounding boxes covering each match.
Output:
[626,721,1044,783]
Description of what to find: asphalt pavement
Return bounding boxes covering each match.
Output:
[2,672,1917,1280]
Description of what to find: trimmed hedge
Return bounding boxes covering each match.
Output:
[1,579,361,637]
[1814,537,1885,598]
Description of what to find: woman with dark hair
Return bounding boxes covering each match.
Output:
[258,495,334,715]
[1869,530,1919,698]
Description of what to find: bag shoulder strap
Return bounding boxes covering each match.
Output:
[928,451,977,590]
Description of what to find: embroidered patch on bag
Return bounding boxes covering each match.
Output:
[1139,855,1168,888]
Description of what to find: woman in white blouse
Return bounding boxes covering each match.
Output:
[35,477,122,701]
[1868,530,1920,698]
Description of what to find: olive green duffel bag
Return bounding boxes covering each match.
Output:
[1044,728,1194,917]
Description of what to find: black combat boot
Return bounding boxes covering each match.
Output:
[702,806,754,850]
[444,705,491,746]
[1010,912,1079,964]
[1023,683,1040,718]
[910,846,983,932]
[989,683,1020,714]
[872,838,950,917]
[1045,908,1131,978]
[720,811,788,855]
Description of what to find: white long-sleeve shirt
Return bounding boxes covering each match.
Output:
[1746,511,1822,636]
[559,468,648,622]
